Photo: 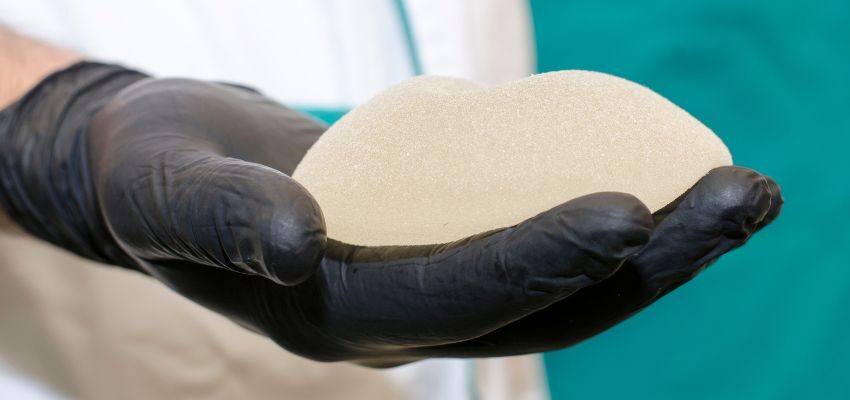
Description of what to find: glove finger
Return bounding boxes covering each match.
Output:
[287,192,653,353]
[363,166,781,359]
[757,174,783,230]
[92,137,326,285]
[634,166,777,292]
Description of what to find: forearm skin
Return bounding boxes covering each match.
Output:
[0,27,81,109]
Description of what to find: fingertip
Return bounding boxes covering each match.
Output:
[261,178,327,285]
[698,166,774,238]
[561,192,654,261]
[203,162,326,285]
[759,175,784,229]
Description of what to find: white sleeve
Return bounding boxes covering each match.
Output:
[404,0,535,83]
[0,0,414,108]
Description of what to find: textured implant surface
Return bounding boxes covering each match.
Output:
[292,71,732,246]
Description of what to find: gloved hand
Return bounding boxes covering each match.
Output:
[0,62,782,366]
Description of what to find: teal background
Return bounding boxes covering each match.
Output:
[529,1,850,399]
[301,2,849,397]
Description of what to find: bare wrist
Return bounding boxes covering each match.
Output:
[0,27,81,109]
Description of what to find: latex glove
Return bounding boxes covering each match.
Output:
[0,62,782,365]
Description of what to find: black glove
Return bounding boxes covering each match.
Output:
[0,62,782,365]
